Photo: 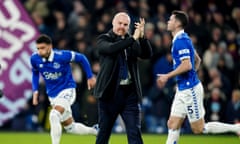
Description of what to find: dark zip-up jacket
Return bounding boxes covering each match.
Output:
[94,29,152,101]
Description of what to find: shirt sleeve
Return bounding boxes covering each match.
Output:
[30,57,39,92]
[175,39,190,61]
[72,52,93,79]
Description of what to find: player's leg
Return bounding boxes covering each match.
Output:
[190,118,240,134]
[62,116,98,135]
[166,116,185,144]
[203,122,240,134]
[186,83,206,134]
[166,90,186,144]
[49,105,64,144]
[48,88,76,144]
[57,88,97,135]
[189,83,240,134]
[189,118,205,134]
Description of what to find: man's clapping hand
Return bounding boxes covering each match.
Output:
[133,18,145,40]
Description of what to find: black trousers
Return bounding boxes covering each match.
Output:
[96,83,143,144]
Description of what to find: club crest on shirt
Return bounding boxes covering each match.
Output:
[53,62,60,69]
[39,64,43,68]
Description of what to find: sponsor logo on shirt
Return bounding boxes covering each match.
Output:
[43,72,62,80]
[178,49,189,55]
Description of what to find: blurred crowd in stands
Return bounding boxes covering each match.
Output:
[3,0,240,134]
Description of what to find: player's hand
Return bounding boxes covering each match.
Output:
[156,74,168,89]
[32,91,39,106]
[87,76,96,90]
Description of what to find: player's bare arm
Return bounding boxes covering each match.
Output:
[32,91,39,105]
[157,58,192,88]
[194,50,201,71]
[87,76,96,90]
[170,58,192,77]
[156,74,169,88]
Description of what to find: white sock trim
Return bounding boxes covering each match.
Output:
[166,129,180,144]
[204,122,240,134]
[49,109,62,144]
[64,122,97,135]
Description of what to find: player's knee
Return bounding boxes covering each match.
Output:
[49,109,61,123]
[64,123,74,133]
[62,117,73,126]
[191,126,204,134]
[167,119,177,130]
[167,119,172,128]
[191,119,205,134]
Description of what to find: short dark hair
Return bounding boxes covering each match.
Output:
[172,10,189,28]
[36,34,52,44]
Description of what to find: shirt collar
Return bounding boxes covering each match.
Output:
[42,50,54,62]
[172,29,184,42]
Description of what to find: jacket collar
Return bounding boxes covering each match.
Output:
[108,29,130,39]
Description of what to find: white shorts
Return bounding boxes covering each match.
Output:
[49,88,76,122]
[170,83,205,122]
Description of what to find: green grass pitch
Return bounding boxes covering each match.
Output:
[0,132,239,144]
